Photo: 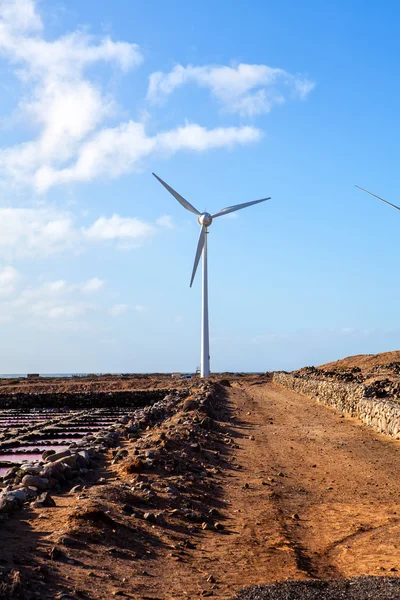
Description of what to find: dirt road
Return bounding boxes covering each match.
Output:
[153,380,400,597]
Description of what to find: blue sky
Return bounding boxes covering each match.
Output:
[0,0,400,373]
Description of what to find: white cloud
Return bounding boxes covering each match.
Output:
[47,304,92,320]
[110,303,129,317]
[156,215,174,229]
[0,2,264,191]
[83,214,156,248]
[156,123,260,152]
[19,277,104,300]
[0,207,170,258]
[0,0,142,189]
[2,274,104,322]
[134,305,147,312]
[0,3,314,194]
[0,207,77,258]
[80,277,104,293]
[34,122,261,192]
[109,303,147,317]
[0,265,19,296]
[148,63,315,116]
[0,0,42,32]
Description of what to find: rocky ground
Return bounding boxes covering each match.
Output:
[1,366,400,598]
[0,374,262,396]
[292,350,400,401]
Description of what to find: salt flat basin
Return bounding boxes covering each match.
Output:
[56,432,93,437]
[0,453,42,463]
[27,437,84,444]
[3,445,70,453]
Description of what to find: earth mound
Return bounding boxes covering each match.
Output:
[319,350,400,373]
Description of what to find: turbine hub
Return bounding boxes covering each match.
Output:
[198,212,212,227]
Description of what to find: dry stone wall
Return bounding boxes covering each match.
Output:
[273,372,400,440]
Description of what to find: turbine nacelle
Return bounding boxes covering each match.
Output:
[198,212,213,227]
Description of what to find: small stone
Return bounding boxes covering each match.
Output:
[49,546,63,561]
[60,536,78,547]
[214,522,224,531]
[36,491,56,507]
[143,512,156,522]
[21,475,49,491]
[69,485,82,494]
[202,522,213,530]
[42,449,56,460]
[218,378,231,387]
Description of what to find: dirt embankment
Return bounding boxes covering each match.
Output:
[290,349,400,402]
[2,377,400,598]
[319,350,400,373]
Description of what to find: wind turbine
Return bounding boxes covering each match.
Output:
[355,185,400,211]
[153,172,271,378]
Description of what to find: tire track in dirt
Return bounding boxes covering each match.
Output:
[236,381,400,584]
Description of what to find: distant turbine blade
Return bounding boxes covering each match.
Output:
[212,197,271,219]
[153,173,200,215]
[355,185,400,211]
[190,225,206,288]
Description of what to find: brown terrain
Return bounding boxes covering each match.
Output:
[319,350,400,373]
[2,356,400,598]
[0,374,196,395]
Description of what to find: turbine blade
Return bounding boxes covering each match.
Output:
[153,173,200,215]
[212,197,271,219]
[190,225,206,288]
[355,185,400,211]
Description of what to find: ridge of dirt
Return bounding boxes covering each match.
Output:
[318,350,400,373]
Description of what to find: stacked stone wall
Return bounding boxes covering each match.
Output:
[272,373,400,440]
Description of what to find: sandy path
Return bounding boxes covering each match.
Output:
[154,381,400,598]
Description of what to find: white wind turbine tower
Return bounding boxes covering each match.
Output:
[153,173,271,378]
